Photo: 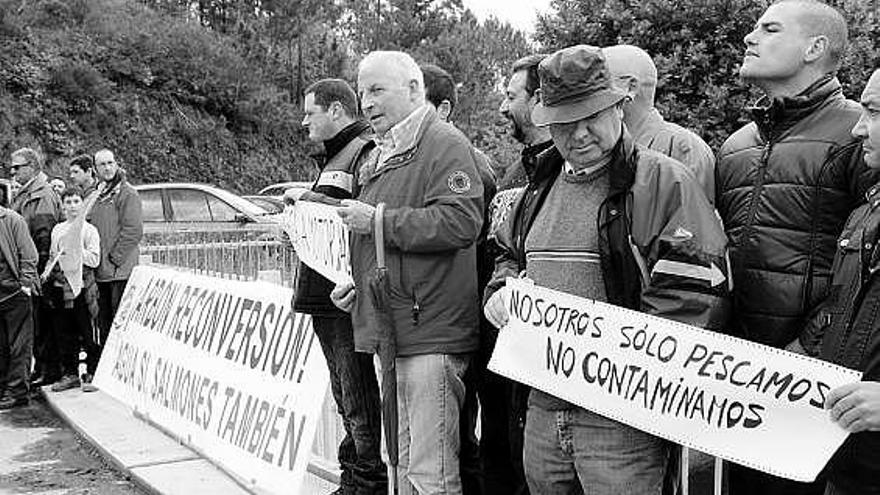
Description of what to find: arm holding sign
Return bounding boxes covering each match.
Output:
[483,188,527,329]
[632,156,731,331]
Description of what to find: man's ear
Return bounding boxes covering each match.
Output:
[532,88,544,106]
[329,101,344,120]
[804,35,829,65]
[624,75,639,102]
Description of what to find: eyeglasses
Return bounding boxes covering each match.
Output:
[9,162,28,171]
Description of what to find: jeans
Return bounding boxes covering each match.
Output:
[524,404,666,495]
[313,315,387,495]
[0,292,33,400]
[396,353,469,495]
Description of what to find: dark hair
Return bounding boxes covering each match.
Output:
[421,64,457,115]
[512,53,550,97]
[61,185,84,200]
[69,154,94,173]
[304,79,359,118]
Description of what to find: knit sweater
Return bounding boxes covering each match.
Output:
[525,165,610,410]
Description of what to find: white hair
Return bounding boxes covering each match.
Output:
[359,51,425,92]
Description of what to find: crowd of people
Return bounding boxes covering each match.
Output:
[2,0,879,494]
[291,1,880,495]
[0,148,143,406]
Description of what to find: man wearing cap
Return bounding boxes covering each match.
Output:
[602,44,715,202]
[484,45,729,494]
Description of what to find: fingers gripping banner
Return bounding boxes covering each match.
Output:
[94,266,329,495]
[489,278,861,482]
[279,201,352,285]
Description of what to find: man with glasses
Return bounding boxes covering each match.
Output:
[9,147,62,386]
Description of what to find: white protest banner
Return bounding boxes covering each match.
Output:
[94,266,329,495]
[279,201,352,285]
[489,278,862,482]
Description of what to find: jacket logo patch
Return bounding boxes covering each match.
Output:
[447,171,472,194]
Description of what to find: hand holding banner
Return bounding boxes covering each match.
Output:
[279,201,352,285]
[488,278,861,482]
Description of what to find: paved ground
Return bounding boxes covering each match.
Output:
[0,396,142,495]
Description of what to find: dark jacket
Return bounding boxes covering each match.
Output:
[799,184,880,494]
[350,107,484,356]
[294,120,374,316]
[716,76,876,348]
[89,170,144,282]
[0,206,39,303]
[486,130,729,331]
[10,171,61,272]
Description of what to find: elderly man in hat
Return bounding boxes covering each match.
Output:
[483,45,729,494]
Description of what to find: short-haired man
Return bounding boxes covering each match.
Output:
[293,78,387,495]
[602,44,715,201]
[715,3,878,492]
[799,68,880,495]
[484,45,728,495]
[498,54,553,191]
[69,155,99,197]
[0,204,38,409]
[332,50,484,494]
[421,63,499,495]
[88,149,142,391]
[9,147,62,385]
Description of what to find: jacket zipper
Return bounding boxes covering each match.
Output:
[744,140,775,244]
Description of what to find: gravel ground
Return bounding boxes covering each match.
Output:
[0,394,143,495]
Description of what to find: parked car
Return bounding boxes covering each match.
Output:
[134,183,281,244]
[243,195,286,214]
[257,181,313,198]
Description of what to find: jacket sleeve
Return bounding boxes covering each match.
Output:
[108,187,143,267]
[482,190,524,306]
[636,169,731,331]
[13,214,38,291]
[83,224,101,268]
[30,194,61,271]
[382,139,484,253]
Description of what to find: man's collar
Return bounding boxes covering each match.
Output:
[377,104,430,154]
[323,120,370,161]
[627,108,664,142]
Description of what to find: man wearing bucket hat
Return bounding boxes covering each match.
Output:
[484,45,730,494]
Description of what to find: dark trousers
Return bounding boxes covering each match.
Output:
[33,295,61,381]
[313,315,387,495]
[97,279,127,338]
[729,462,825,495]
[48,288,99,377]
[460,321,530,495]
[0,292,33,400]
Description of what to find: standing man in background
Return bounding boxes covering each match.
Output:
[0,204,38,409]
[88,149,142,391]
[715,2,877,493]
[9,147,61,387]
[292,78,387,495]
[602,44,715,201]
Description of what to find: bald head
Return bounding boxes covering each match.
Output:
[94,148,119,182]
[775,0,848,71]
[602,45,659,106]
[358,51,426,136]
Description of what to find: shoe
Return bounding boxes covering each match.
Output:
[30,375,46,387]
[0,396,30,410]
[50,375,81,392]
[81,382,98,393]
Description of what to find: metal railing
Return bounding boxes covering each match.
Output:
[140,234,344,484]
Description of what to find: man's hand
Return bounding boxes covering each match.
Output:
[826,381,880,433]
[784,338,807,355]
[484,286,510,329]
[330,281,357,313]
[337,199,376,234]
[21,286,32,297]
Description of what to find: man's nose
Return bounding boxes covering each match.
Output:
[852,113,869,139]
[499,98,509,115]
[743,28,758,47]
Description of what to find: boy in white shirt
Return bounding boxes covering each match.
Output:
[45,186,100,392]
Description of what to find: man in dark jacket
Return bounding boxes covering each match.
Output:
[88,149,143,391]
[715,3,877,493]
[0,206,38,409]
[421,63,499,495]
[9,147,62,385]
[484,44,728,495]
[293,78,387,495]
[799,68,880,495]
[332,50,484,494]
